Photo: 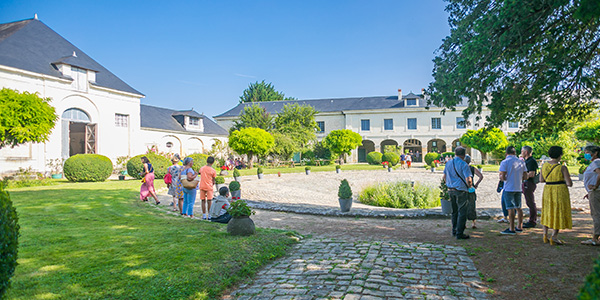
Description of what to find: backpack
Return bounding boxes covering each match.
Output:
[164,172,172,185]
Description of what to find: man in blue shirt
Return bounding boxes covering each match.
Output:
[443,146,473,239]
[499,146,527,235]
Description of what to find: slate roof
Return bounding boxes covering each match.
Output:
[141,104,228,136]
[214,94,431,118]
[0,18,143,95]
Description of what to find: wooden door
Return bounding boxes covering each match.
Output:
[85,123,97,154]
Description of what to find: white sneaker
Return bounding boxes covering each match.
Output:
[497,218,508,223]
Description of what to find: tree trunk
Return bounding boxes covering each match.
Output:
[480,151,488,164]
[248,152,254,169]
[338,154,344,165]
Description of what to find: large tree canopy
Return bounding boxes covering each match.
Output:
[274,103,318,151]
[0,88,57,148]
[239,80,295,103]
[428,0,600,134]
[323,129,362,164]
[460,127,508,162]
[230,104,274,133]
[228,127,274,168]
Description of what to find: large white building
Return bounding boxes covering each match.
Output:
[0,17,227,175]
[214,89,520,163]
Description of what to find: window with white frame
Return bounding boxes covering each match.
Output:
[189,117,199,126]
[508,121,519,128]
[456,117,466,129]
[384,119,393,130]
[316,121,325,133]
[407,118,417,130]
[71,66,88,91]
[115,114,128,127]
[361,119,370,131]
[431,118,441,129]
[406,98,417,106]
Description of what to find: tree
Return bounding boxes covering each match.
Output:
[239,80,296,103]
[460,128,508,163]
[0,88,58,148]
[323,129,362,165]
[270,132,297,163]
[511,131,582,165]
[575,120,600,144]
[427,0,600,134]
[274,103,318,152]
[230,104,273,133]
[228,127,274,168]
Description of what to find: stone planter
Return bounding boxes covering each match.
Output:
[227,216,256,236]
[441,199,452,215]
[336,169,340,174]
[478,168,483,173]
[216,183,225,191]
[257,173,264,179]
[339,197,353,212]
[231,189,241,200]
[118,175,126,180]
[51,174,63,179]
[220,170,228,176]
[388,167,392,172]
[305,170,311,175]
[431,168,436,172]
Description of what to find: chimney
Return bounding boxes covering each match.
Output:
[398,89,402,100]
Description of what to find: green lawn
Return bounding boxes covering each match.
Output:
[5,180,296,299]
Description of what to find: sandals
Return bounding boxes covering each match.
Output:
[543,234,549,244]
[550,238,566,246]
[581,239,600,246]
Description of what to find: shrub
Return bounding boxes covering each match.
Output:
[0,181,19,299]
[441,152,454,159]
[227,200,255,217]
[233,168,241,178]
[359,181,440,209]
[338,179,352,199]
[187,153,209,169]
[127,153,170,179]
[424,152,442,165]
[4,167,53,188]
[579,256,600,299]
[366,151,383,165]
[580,165,588,175]
[215,176,225,184]
[257,167,264,174]
[335,165,341,170]
[305,166,311,171]
[64,154,113,182]
[431,161,436,168]
[229,181,240,191]
[382,152,400,166]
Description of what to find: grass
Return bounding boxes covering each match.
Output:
[5,180,296,299]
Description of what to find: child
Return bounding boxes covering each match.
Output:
[209,186,232,224]
[199,156,217,220]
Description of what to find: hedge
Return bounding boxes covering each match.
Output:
[127,153,170,179]
[64,154,113,182]
[0,181,19,299]
[382,152,400,166]
[366,151,383,165]
[579,256,600,299]
[441,152,454,159]
[424,152,442,166]
[359,180,439,209]
[187,153,209,169]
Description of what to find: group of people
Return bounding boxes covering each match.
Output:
[444,144,600,246]
[399,153,413,169]
[139,154,234,223]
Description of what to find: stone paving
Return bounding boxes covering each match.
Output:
[226,238,489,300]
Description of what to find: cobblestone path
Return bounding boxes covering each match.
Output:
[227,238,489,300]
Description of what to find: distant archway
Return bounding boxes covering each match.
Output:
[358,140,375,163]
[403,139,422,162]
[427,139,447,153]
[452,139,471,155]
[380,139,398,153]
[61,108,95,157]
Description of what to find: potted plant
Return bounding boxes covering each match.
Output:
[335,165,341,174]
[229,181,241,200]
[46,158,64,179]
[381,161,388,169]
[233,168,241,182]
[338,179,353,212]
[226,200,256,236]
[114,156,129,180]
[220,165,229,176]
[476,164,483,173]
[439,178,452,215]
[434,159,441,168]
[215,176,225,191]
[257,167,264,179]
[305,166,311,175]
[430,161,436,172]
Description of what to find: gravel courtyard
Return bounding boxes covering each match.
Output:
[238,167,590,210]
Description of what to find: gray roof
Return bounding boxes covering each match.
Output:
[214,94,430,118]
[0,18,143,95]
[141,104,228,136]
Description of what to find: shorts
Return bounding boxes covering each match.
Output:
[502,191,522,210]
[199,189,214,200]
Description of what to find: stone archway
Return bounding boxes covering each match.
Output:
[403,139,423,162]
[61,108,96,158]
[358,140,375,163]
[427,139,447,153]
[451,139,471,155]
[380,139,398,153]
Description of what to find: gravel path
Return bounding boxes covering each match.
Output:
[236,168,589,210]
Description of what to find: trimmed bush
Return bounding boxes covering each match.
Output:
[215,176,225,184]
[382,152,400,166]
[338,179,352,199]
[366,151,383,165]
[187,153,210,169]
[424,152,442,166]
[441,152,454,159]
[305,166,311,171]
[257,167,264,174]
[335,165,341,170]
[64,154,113,182]
[579,256,600,299]
[127,153,170,179]
[359,181,439,209]
[0,181,19,299]
[229,181,240,191]
[233,168,241,178]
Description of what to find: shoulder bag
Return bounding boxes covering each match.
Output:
[181,169,199,189]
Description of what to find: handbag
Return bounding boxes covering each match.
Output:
[180,169,199,189]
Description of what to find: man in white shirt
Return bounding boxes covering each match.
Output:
[499,146,527,235]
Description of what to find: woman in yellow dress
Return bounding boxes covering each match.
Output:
[540,146,573,245]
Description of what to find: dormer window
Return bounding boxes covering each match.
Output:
[189,117,199,126]
[71,66,88,92]
[406,98,417,106]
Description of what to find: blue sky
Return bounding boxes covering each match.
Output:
[0,0,450,118]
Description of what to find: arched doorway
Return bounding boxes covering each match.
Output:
[357,140,375,163]
[427,139,447,153]
[452,139,472,155]
[380,139,398,153]
[61,108,96,158]
[403,139,422,162]
[187,137,205,155]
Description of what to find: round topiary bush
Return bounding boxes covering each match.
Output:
[187,153,209,169]
[382,152,400,166]
[126,153,170,179]
[0,182,19,299]
[424,152,442,166]
[366,151,383,165]
[63,154,113,182]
